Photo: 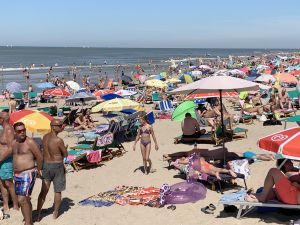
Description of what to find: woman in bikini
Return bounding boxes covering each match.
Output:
[133,116,158,175]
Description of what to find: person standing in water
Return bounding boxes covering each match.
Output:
[133,116,158,175]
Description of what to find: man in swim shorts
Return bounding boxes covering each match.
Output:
[36,119,67,221]
[0,112,19,216]
[12,122,43,225]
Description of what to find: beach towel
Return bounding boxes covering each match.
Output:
[96,132,113,147]
[86,150,102,163]
[228,159,250,179]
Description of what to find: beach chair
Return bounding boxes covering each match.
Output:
[28,91,38,107]
[151,92,161,102]
[63,108,78,125]
[219,194,300,219]
[67,149,113,172]
[288,89,299,108]
[158,100,173,113]
[13,92,24,104]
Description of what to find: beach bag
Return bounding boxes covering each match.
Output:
[96,132,113,147]
[227,159,250,179]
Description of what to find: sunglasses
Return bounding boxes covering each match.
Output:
[15,128,26,134]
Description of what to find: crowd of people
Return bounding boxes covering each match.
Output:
[0,112,67,225]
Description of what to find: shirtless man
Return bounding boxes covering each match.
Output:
[36,119,67,221]
[8,95,17,113]
[0,112,18,217]
[12,122,42,225]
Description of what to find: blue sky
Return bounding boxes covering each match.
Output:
[1,0,300,48]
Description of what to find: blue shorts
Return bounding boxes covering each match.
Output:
[0,157,13,180]
[14,168,37,196]
[243,151,256,159]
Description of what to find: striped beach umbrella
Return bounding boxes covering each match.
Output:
[185,91,238,100]
[9,109,54,134]
[258,127,300,160]
[44,88,71,97]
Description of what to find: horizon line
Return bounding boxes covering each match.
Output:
[1,45,300,50]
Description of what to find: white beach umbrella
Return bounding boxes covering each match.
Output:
[170,76,259,153]
[254,74,276,83]
[66,81,81,91]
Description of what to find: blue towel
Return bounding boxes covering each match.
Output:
[220,189,247,202]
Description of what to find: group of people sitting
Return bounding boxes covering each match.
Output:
[74,109,96,130]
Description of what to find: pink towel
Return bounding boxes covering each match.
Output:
[86,150,102,163]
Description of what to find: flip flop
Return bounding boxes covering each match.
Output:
[2,213,10,220]
[167,205,176,210]
[201,206,214,214]
[208,203,216,211]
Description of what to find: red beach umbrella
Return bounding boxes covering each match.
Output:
[44,88,71,97]
[93,89,113,97]
[258,127,300,160]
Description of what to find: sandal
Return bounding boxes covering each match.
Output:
[201,206,214,214]
[167,205,176,210]
[208,203,216,211]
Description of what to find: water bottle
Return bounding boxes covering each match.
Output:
[58,109,63,117]
[290,220,294,225]
[193,142,197,149]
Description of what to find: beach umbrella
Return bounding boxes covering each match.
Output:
[121,75,133,84]
[172,101,197,122]
[44,88,71,97]
[101,93,123,101]
[185,91,238,100]
[35,82,56,89]
[199,65,211,70]
[171,76,258,151]
[275,73,298,84]
[66,92,96,103]
[6,82,22,93]
[254,74,276,83]
[258,127,300,160]
[145,79,167,89]
[291,70,300,76]
[9,109,53,134]
[93,89,114,97]
[114,90,137,96]
[165,78,181,84]
[66,81,80,91]
[91,98,141,113]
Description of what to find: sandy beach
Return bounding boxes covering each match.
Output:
[1,100,297,225]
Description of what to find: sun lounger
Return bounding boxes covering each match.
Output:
[174,131,222,145]
[219,197,300,219]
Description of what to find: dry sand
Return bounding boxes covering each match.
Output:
[2,100,299,225]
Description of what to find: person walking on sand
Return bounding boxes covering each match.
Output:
[12,122,43,225]
[0,112,19,219]
[36,119,67,221]
[133,116,158,175]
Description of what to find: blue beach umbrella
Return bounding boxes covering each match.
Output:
[101,93,123,101]
[6,82,22,93]
[35,82,56,89]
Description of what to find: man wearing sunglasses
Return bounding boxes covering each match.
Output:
[12,122,43,225]
[0,112,19,218]
[36,119,67,221]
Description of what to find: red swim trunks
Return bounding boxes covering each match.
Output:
[275,176,299,205]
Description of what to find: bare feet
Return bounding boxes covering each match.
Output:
[229,170,237,178]
[53,210,59,219]
[244,194,259,202]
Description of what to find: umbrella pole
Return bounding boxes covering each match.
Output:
[219,90,226,165]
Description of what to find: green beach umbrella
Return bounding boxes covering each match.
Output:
[172,101,197,122]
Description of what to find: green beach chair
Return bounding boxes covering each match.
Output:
[28,91,38,107]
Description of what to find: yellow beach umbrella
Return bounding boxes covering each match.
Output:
[166,78,181,84]
[145,79,167,88]
[91,98,141,112]
[9,109,53,134]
